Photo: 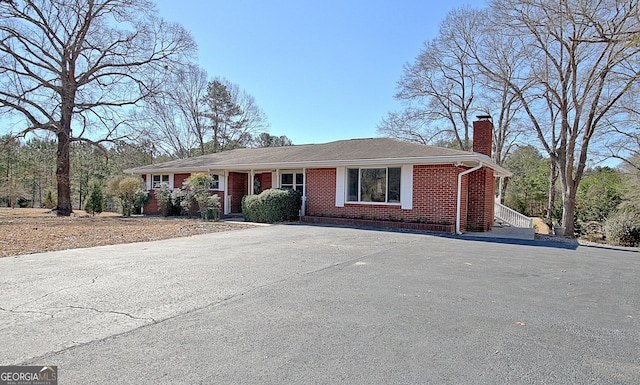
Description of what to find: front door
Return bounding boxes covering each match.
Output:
[229,172,248,213]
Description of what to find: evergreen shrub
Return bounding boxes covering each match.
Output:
[242,188,302,223]
[84,182,104,216]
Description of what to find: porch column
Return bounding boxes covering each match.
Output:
[249,170,254,195]
[223,171,230,215]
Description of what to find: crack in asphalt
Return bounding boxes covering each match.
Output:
[0,276,102,333]
[0,305,54,318]
[0,306,54,334]
[63,305,157,324]
[9,276,100,311]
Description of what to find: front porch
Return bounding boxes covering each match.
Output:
[225,170,305,215]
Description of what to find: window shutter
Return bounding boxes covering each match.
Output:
[335,167,345,207]
[401,165,413,209]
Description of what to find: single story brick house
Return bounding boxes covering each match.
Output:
[124,118,511,234]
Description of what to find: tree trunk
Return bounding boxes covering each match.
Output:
[56,130,72,216]
[499,177,508,204]
[213,123,219,153]
[546,162,558,227]
[561,186,576,238]
[198,136,205,156]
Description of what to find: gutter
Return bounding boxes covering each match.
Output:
[456,162,484,235]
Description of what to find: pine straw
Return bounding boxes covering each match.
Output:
[0,208,254,258]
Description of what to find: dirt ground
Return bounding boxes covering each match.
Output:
[533,217,551,234]
[0,208,254,258]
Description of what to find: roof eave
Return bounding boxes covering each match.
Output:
[123,153,512,177]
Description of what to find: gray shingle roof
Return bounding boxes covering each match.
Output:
[124,138,511,176]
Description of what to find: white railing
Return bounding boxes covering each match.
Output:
[494,202,534,228]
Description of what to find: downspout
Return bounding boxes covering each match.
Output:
[456,162,483,235]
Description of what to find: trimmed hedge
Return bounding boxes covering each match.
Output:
[242,188,302,223]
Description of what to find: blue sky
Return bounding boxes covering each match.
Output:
[153,0,488,145]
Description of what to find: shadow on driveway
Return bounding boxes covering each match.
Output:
[291,221,640,253]
[288,222,586,250]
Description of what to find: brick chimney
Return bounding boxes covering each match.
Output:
[467,115,495,232]
[472,115,493,157]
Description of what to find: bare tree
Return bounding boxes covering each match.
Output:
[140,64,208,158]
[378,109,444,145]
[379,6,525,166]
[596,93,640,172]
[0,0,196,215]
[475,0,640,236]
[380,8,478,150]
[178,65,209,157]
[471,12,529,166]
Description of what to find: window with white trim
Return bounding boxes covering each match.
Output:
[347,167,401,203]
[152,174,170,189]
[209,174,220,190]
[281,172,304,193]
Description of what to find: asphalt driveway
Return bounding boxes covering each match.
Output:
[1,224,638,384]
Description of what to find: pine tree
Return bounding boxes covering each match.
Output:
[85,183,104,216]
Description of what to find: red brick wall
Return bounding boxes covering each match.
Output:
[412,165,466,226]
[256,172,272,193]
[137,164,495,229]
[466,168,495,231]
[305,168,337,215]
[459,171,469,232]
[145,192,160,215]
[305,166,468,227]
[174,173,190,190]
[184,189,224,217]
[143,173,225,216]
[143,173,189,215]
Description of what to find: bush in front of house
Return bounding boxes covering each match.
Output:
[106,175,147,216]
[182,173,221,220]
[155,182,173,216]
[155,183,185,216]
[242,188,302,223]
[604,210,640,247]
